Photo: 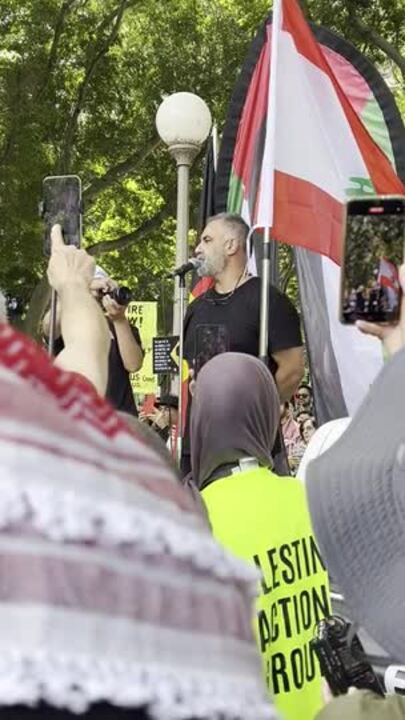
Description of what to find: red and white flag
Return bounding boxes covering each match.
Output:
[378,256,400,309]
[378,256,400,291]
[254,0,404,417]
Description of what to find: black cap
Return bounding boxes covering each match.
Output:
[156,394,178,410]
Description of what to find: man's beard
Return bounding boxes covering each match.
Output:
[197,255,226,278]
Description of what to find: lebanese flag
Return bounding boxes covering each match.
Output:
[255,0,404,417]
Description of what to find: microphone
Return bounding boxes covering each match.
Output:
[167,257,203,277]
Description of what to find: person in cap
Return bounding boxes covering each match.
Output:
[143,393,179,445]
[190,351,330,720]
[310,264,405,719]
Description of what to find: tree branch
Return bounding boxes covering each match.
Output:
[351,15,405,78]
[86,201,173,256]
[40,0,80,93]
[83,136,161,205]
[23,276,52,340]
[59,0,131,172]
[0,67,22,164]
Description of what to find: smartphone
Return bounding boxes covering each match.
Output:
[42,175,82,255]
[142,394,157,416]
[194,324,229,377]
[340,196,405,324]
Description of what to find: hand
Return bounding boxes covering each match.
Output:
[356,264,405,358]
[47,224,95,293]
[102,293,126,321]
[322,679,333,705]
[146,407,169,430]
[89,276,117,300]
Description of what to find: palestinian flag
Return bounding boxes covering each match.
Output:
[216,0,405,422]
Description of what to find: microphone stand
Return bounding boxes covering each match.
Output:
[259,225,271,365]
[48,288,58,357]
[176,269,187,465]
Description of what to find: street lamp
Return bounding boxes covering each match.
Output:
[156,92,211,463]
[156,92,212,335]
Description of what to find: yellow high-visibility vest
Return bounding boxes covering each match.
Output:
[202,465,330,720]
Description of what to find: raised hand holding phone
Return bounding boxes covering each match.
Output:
[340,196,405,326]
[357,263,405,359]
[47,224,94,293]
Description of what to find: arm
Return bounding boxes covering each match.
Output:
[268,287,304,400]
[47,225,110,395]
[273,346,305,401]
[112,316,144,372]
[102,294,144,373]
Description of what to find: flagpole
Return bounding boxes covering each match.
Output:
[258,0,282,362]
[212,124,218,172]
[259,225,271,362]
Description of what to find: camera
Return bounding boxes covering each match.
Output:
[99,286,132,307]
[311,615,384,697]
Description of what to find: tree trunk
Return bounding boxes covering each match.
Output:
[23,276,51,340]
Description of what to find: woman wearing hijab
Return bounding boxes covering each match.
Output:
[190,352,330,720]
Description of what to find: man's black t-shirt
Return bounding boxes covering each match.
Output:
[181,277,302,465]
[183,277,302,373]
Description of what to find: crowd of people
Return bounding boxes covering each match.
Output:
[342,277,400,323]
[280,387,317,474]
[1,210,405,720]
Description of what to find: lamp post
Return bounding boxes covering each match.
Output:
[156,92,211,463]
[156,92,212,335]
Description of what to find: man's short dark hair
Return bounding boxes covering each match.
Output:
[207,213,250,251]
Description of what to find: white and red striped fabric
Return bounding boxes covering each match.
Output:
[254,0,404,418]
[378,256,400,291]
[0,323,274,719]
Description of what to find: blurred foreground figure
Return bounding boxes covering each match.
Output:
[310,264,405,719]
[0,232,275,719]
[0,324,274,720]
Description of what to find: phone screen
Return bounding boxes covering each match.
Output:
[42,175,82,255]
[341,197,405,324]
[194,324,229,377]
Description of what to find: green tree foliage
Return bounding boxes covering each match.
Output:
[0,0,403,333]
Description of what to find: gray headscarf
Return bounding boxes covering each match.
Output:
[190,352,280,490]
